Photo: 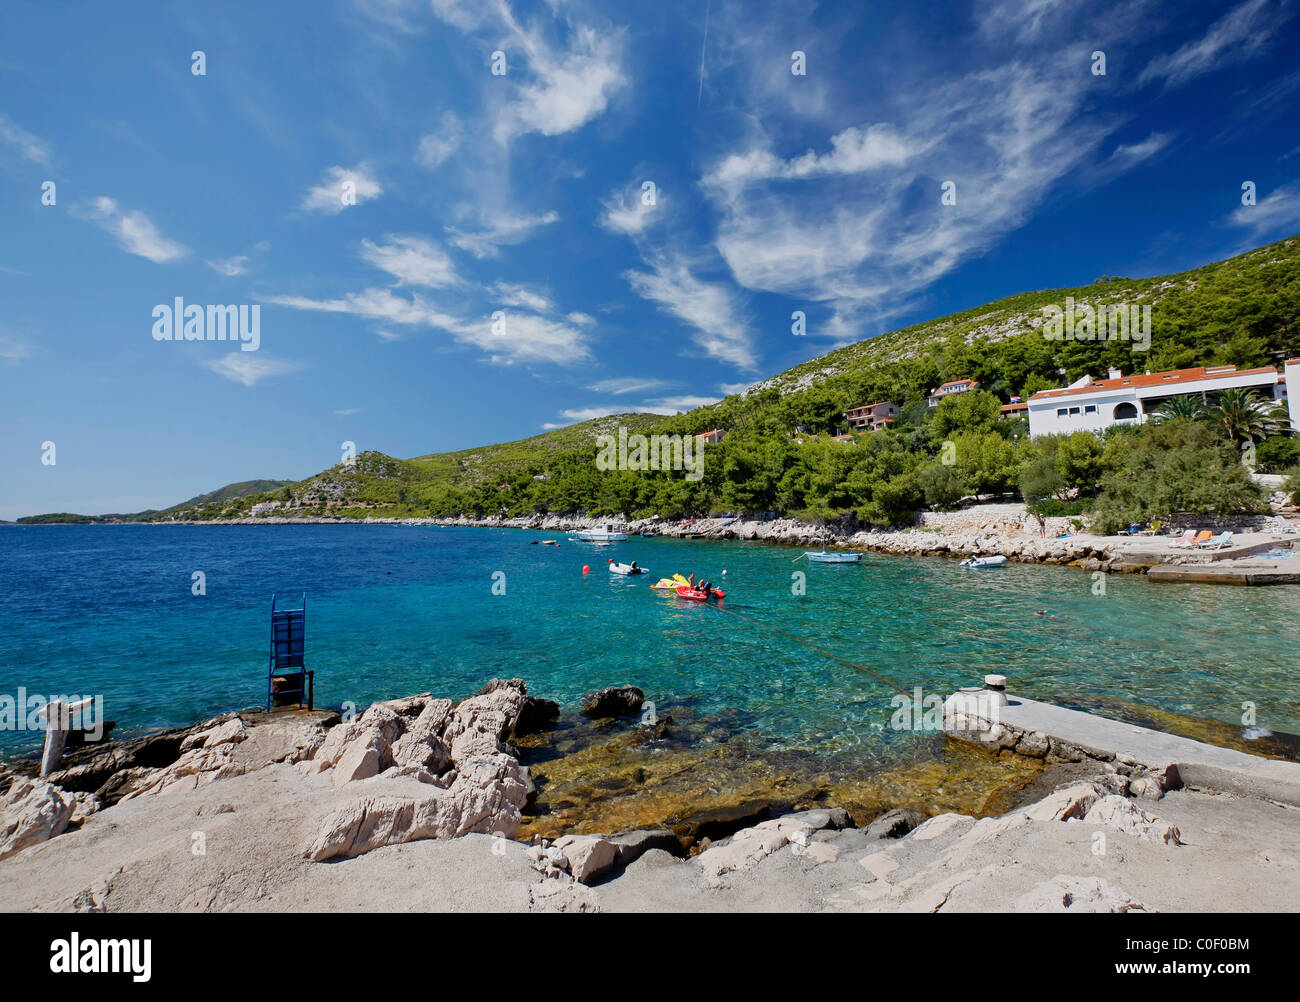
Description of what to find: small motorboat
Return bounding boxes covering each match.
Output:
[805,549,862,563]
[675,585,725,601]
[609,560,648,575]
[960,555,1007,568]
[572,525,629,542]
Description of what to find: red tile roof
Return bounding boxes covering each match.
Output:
[1030,365,1279,400]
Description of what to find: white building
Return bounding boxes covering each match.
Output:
[1026,364,1286,438]
[1287,359,1300,431]
[927,378,978,407]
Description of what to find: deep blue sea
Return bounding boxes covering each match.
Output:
[2,525,1297,760]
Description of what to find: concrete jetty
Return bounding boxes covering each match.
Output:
[945,682,1300,806]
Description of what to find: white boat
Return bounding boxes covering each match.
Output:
[572,524,628,542]
[608,561,648,575]
[960,555,1007,568]
[805,548,862,563]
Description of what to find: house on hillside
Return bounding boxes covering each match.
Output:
[1026,364,1287,438]
[695,428,727,445]
[249,501,280,516]
[1000,397,1028,420]
[843,401,899,432]
[831,433,856,443]
[927,378,979,407]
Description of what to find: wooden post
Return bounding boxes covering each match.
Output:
[37,697,96,777]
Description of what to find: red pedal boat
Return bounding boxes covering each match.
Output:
[675,585,724,601]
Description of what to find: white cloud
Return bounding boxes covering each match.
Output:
[206,255,250,277]
[698,54,1122,338]
[360,235,460,288]
[81,196,189,263]
[204,353,304,387]
[446,210,559,258]
[719,382,751,396]
[1108,132,1174,168]
[352,0,425,34]
[1227,181,1300,241]
[492,282,554,313]
[651,394,720,411]
[624,252,756,371]
[0,335,32,364]
[703,124,920,193]
[0,112,52,166]
[1139,0,1284,89]
[600,183,665,236]
[301,163,383,214]
[416,111,462,167]
[266,287,594,366]
[335,407,364,415]
[428,1,626,144]
[587,377,672,395]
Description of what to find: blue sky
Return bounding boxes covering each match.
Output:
[2,0,1298,519]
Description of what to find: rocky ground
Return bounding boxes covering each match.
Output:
[3,679,1298,913]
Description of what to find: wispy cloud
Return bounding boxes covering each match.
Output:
[587,377,673,395]
[428,1,627,144]
[1108,132,1175,168]
[446,210,559,259]
[335,406,364,416]
[266,286,594,366]
[1139,0,1286,90]
[599,181,666,236]
[1227,180,1300,241]
[206,255,250,277]
[416,110,462,168]
[79,196,189,263]
[0,111,52,166]
[204,353,304,387]
[359,235,461,288]
[301,163,383,214]
[0,334,33,365]
[624,251,756,371]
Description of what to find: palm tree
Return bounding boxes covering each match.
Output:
[1152,395,1206,423]
[1206,387,1286,447]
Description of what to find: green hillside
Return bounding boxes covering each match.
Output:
[169,234,1300,529]
[17,479,293,524]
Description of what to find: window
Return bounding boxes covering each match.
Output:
[1085,405,1097,414]
[1114,401,1138,420]
[1057,408,1068,417]
[1068,407,1080,415]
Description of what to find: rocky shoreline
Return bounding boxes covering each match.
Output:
[140,501,1298,576]
[5,677,1300,912]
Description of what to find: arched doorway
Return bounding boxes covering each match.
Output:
[1114,401,1138,420]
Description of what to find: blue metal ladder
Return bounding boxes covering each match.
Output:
[268,592,312,711]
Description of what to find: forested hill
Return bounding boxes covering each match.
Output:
[155,233,1300,527]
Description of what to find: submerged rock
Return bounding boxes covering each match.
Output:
[581,686,645,718]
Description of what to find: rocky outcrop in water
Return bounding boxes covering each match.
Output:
[581,686,645,718]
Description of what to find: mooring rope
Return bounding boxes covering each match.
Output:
[702,602,911,697]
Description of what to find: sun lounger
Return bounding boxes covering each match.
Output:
[1196,531,1234,550]
[1168,530,1199,548]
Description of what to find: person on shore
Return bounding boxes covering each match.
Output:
[1036,512,1046,537]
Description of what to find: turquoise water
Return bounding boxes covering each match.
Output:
[1,525,1297,759]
